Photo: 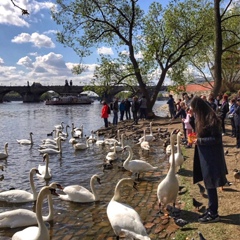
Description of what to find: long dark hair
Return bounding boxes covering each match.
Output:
[190,96,221,137]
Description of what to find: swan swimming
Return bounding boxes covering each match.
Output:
[110,134,124,152]
[17,132,33,145]
[122,145,158,180]
[37,153,52,180]
[38,137,62,155]
[157,130,179,215]
[12,186,59,240]
[0,142,8,160]
[59,174,101,202]
[0,182,63,228]
[0,168,40,203]
[72,139,91,150]
[106,142,118,161]
[107,178,150,240]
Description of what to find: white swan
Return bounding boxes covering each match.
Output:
[123,145,157,180]
[54,121,64,130]
[0,182,62,228]
[72,123,83,138]
[73,139,91,150]
[87,130,96,143]
[140,129,150,151]
[110,134,124,152]
[107,178,150,240]
[59,124,70,137]
[59,174,101,202]
[157,130,179,214]
[69,130,78,144]
[165,130,182,155]
[0,168,40,203]
[104,130,121,145]
[95,131,105,145]
[106,142,117,161]
[0,142,8,160]
[38,137,62,155]
[37,153,52,180]
[17,132,33,145]
[12,186,59,240]
[169,131,184,171]
[137,122,155,143]
[41,138,57,145]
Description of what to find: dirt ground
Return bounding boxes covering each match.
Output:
[98,116,240,240]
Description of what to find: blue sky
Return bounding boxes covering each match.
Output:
[0,0,168,87]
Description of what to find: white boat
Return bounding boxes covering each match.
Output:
[45,94,94,105]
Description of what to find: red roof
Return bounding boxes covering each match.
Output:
[180,82,214,92]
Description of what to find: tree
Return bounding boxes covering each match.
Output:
[52,0,211,116]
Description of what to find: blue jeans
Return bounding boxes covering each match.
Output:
[113,111,118,125]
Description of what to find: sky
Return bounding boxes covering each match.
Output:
[0,0,167,87]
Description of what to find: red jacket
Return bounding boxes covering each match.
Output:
[101,105,109,118]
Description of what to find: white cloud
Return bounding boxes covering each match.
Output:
[97,47,114,55]
[0,58,4,65]
[17,56,34,69]
[12,32,55,48]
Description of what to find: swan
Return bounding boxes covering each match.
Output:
[38,137,62,155]
[0,142,8,160]
[37,153,52,180]
[140,129,150,151]
[69,130,78,144]
[39,142,59,150]
[59,174,101,202]
[41,138,57,145]
[54,121,64,130]
[0,168,40,203]
[169,131,184,171]
[106,142,117,161]
[0,182,62,228]
[122,145,157,180]
[107,178,150,240]
[12,186,59,240]
[110,134,124,152]
[157,130,179,215]
[87,130,96,143]
[17,132,33,145]
[59,124,70,137]
[72,123,83,138]
[95,131,105,145]
[72,139,91,150]
[137,122,155,143]
[165,130,182,155]
[104,130,121,145]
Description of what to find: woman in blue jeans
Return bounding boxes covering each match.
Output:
[191,97,228,223]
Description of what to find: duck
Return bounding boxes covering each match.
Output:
[106,142,118,161]
[59,174,101,202]
[110,134,124,152]
[122,145,158,180]
[0,168,40,203]
[157,130,179,215]
[11,186,59,240]
[72,139,91,150]
[37,153,52,180]
[107,178,150,240]
[0,142,8,160]
[140,129,150,151]
[137,122,155,143]
[0,182,63,228]
[169,131,184,171]
[38,137,62,155]
[17,132,33,145]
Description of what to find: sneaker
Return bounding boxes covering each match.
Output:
[198,212,220,223]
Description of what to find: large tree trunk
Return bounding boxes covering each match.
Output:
[213,0,222,97]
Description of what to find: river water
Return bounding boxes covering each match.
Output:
[0,100,167,239]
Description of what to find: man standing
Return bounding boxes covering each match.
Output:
[167,94,176,118]
[124,98,132,120]
[112,97,119,125]
[131,96,140,125]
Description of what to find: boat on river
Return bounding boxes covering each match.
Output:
[45,94,94,105]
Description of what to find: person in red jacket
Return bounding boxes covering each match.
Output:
[101,101,109,128]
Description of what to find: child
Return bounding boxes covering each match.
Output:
[183,108,194,148]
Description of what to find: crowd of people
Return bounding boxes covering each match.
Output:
[101,96,148,127]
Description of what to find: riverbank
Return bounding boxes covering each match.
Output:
[96,117,240,240]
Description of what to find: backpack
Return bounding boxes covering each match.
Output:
[107,105,111,114]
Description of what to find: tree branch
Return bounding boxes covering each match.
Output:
[10,0,29,15]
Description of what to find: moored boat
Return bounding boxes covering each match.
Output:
[45,94,94,105]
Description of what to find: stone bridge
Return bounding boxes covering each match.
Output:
[0,84,167,103]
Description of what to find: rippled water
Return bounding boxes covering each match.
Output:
[0,100,167,239]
